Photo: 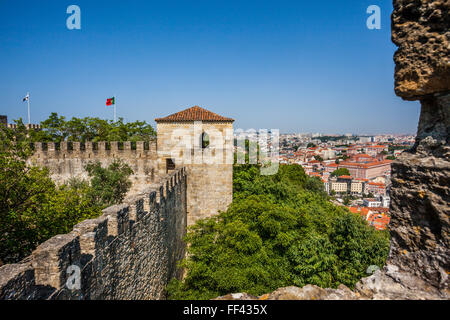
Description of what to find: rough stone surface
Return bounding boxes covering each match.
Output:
[389,123,449,290]
[388,0,450,295]
[391,0,449,99]
[214,265,448,300]
[215,285,358,301]
[0,169,187,300]
[354,265,447,300]
[265,284,358,300]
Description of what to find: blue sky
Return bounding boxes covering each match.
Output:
[0,0,420,134]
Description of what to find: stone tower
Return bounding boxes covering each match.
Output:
[155,106,234,225]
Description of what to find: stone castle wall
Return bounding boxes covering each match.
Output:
[27,131,234,226]
[29,140,163,195]
[186,164,233,225]
[0,168,187,300]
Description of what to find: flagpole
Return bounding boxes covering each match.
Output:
[27,92,31,125]
[114,95,117,122]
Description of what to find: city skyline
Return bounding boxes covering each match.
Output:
[0,0,420,134]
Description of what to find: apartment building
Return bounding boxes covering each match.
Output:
[338,159,392,180]
[365,182,387,196]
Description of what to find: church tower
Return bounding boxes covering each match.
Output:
[155,106,234,225]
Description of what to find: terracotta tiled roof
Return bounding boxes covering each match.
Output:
[369,207,390,213]
[353,154,372,157]
[348,207,359,214]
[339,160,392,169]
[368,182,385,187]
[155,106,234,122]
[326,163,339,167]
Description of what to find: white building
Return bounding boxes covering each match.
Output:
[320,148,336,160]
[358,137,373,143]
[381,196,390,208]
[363,199,382,208]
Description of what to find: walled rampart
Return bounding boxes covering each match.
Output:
[29,140,162,194]
[0,168,187,300]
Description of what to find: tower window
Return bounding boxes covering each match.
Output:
[166,158,175,173]
[201,132,210,149]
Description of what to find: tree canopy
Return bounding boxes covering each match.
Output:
[331,168,351,177]
[27,113,156,142]
[84,160,134,207]
[167,164,390,299]
[314,155,323,162]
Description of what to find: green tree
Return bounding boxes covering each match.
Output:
[0,124,102,264]
[0,123,54,263]
[343,195,351,206]
[124,120,157,141]
[305,176,327,198]
[314,155,323,162]
[64,117,90,142]
[23,113,156,143]
[84,160,134,207]
[31,112,67,142]
[167,165,390,300]
[331,168,351,177]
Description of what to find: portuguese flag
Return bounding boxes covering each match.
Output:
[106,97,115,106]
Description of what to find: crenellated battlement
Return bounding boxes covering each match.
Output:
[32,139,157,155]
[0,168,187,300]
[6,123,41,130]
[29,140,162,195]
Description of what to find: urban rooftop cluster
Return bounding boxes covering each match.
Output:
[276,133,415,230]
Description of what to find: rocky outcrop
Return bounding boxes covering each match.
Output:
[388,0,449,294]
[215,0,450,300]
[389,124,449,290]
[215,265,447,300]
[391,0,449,100]
[215,285,359,301]
[354,265,446,300]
